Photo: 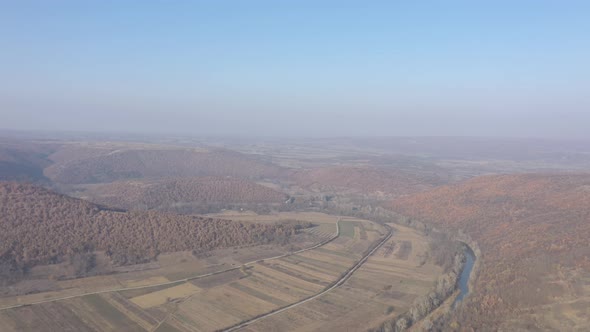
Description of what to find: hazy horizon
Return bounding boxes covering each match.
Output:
[2,1,590,138]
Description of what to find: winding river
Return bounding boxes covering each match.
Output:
[453,245,475,307]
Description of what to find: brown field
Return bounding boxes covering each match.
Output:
[151,217,382,332]
[239,224,442,332]
[130,283,202,309]
[0,294,148,332]
[0,210,336,309]
[0,211,444,332]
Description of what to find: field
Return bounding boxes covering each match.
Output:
[145,217,384,332]
[0,211,340,308]
[0,217,444,332]
[238,224,442,331]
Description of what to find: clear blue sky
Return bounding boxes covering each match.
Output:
[1,1,589,137]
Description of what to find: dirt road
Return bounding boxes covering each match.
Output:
[222,224,394,332]
[0,219,341,312]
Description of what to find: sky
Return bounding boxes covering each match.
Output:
[1,1,590,138]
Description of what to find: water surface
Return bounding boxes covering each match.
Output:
[453,246,475,307]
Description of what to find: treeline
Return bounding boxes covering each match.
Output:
[428,231,464,272]
[85,177,287,212]
[0,182,308,284]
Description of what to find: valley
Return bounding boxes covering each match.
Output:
[1,134,590,331]
[3,3,590,330]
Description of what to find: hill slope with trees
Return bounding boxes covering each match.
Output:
[80,177,288,213]
[0,182,307,284]
[45,147,284,184]
[0,140,56,182]
[292,166,446,197]
[390,174,590,330]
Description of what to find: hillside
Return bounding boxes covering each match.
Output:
[0,182,307,284]
[0,140,56,182]
[44,146,284,184]
[390,174,590,330]
[79,177,288,212]
[292,166,446,197]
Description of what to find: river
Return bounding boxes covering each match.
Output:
[453,245,475,307]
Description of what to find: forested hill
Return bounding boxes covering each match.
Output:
[0,182,307,276]
[44,148,284,184]
[81,176,288,213]
[390,173,590,330]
